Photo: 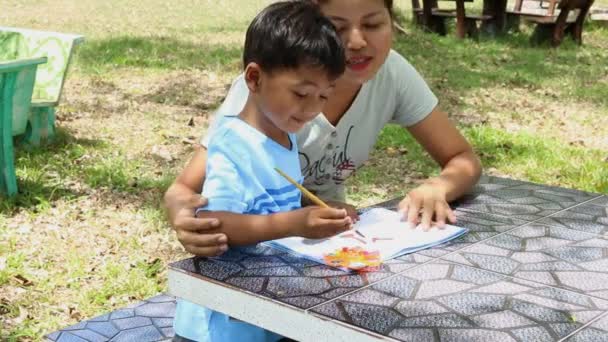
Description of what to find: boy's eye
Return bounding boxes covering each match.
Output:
[294,92,307,98]
[320,95,329,101]
[334,26,347,33]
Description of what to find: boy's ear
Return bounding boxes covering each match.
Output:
[244,62,262,92]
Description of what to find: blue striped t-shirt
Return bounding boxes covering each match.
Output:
[174,116,302,342]
[200,116,302,215]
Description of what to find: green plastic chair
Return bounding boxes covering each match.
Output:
[0,57,47,196]
[0,27,84,145]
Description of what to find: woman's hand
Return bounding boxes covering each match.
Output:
[170,194,229,256]
[325,200,360,221]
[291,206,353,239]
[398,183,456,231]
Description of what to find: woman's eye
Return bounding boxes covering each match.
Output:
[364,23,382,30]
[294,92,307,98]
[320,95,329,101]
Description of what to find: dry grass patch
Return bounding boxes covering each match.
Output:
[461,86,608,151]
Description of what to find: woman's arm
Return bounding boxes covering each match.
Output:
[401,106,482,229]
[164,148,228,256]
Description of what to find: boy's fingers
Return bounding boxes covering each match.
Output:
[316,217,351,235]
[319,208,348,219]
[349,208,360,221]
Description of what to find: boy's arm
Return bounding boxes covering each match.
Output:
[197,207,352,246]
[195,210,291,246]
[203,144,352,245]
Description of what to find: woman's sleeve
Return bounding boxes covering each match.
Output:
[200,74,249,147]
[390,52,439,127]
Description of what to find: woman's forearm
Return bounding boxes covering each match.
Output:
[163,182,198,224]
[425,150,482,202]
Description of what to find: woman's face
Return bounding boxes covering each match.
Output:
[319,0,393,85]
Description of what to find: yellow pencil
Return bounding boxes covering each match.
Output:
[274,167,329,208]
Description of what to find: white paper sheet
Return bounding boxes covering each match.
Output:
[266,207,468,264]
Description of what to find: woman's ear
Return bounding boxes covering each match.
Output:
[244,62,262,92]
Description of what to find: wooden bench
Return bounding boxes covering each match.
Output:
[590,7,608,24]
[412,0,494,38]
[506,0,595,46]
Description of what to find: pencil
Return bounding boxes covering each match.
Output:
[274,167,329,208]
[355,230,366,238]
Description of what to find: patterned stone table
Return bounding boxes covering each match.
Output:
[45,294,176,341]
[46,176,608,341]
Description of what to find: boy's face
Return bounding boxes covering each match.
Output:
[250,65,335,133]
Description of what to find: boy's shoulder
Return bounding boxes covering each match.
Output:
[206,117,253,157]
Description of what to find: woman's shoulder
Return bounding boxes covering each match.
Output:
[376,50,419,83]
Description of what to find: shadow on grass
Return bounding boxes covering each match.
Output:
[1,128,174,214]
[1,130,101,213]
[75,36,242,72]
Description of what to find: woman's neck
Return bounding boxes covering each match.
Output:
[322,78,362,126]
[238,96,291,149]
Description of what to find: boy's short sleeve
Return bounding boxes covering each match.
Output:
[199,143,249,214]
[201,74,249,148]
[390,52,439,127]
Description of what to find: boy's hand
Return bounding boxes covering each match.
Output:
[325,200,360,222]
[172,195,228,256]
[398,183,456,231]
[292,207,352,239]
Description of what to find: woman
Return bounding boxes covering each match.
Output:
[164,0,482,258]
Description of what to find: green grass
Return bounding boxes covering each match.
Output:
[77,36,242,74]
[466,125,608,192]
[357,123,607,193]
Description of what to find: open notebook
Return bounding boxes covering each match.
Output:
[266,207,467,269]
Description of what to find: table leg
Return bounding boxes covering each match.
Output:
[456,0,467,38]
[421,0,447,34]
[481,0,508,36]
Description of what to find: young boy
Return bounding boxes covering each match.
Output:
[173,1,350,341]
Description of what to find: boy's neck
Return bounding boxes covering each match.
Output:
[238,95,291,149]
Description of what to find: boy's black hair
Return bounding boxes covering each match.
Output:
[243,1,345,79]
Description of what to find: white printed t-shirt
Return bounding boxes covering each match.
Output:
[203,50,438,201]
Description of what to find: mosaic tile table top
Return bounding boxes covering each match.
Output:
[47,176,608,341]
[45,294,176,342]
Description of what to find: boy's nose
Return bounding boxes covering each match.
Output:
[346,28,367,50]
